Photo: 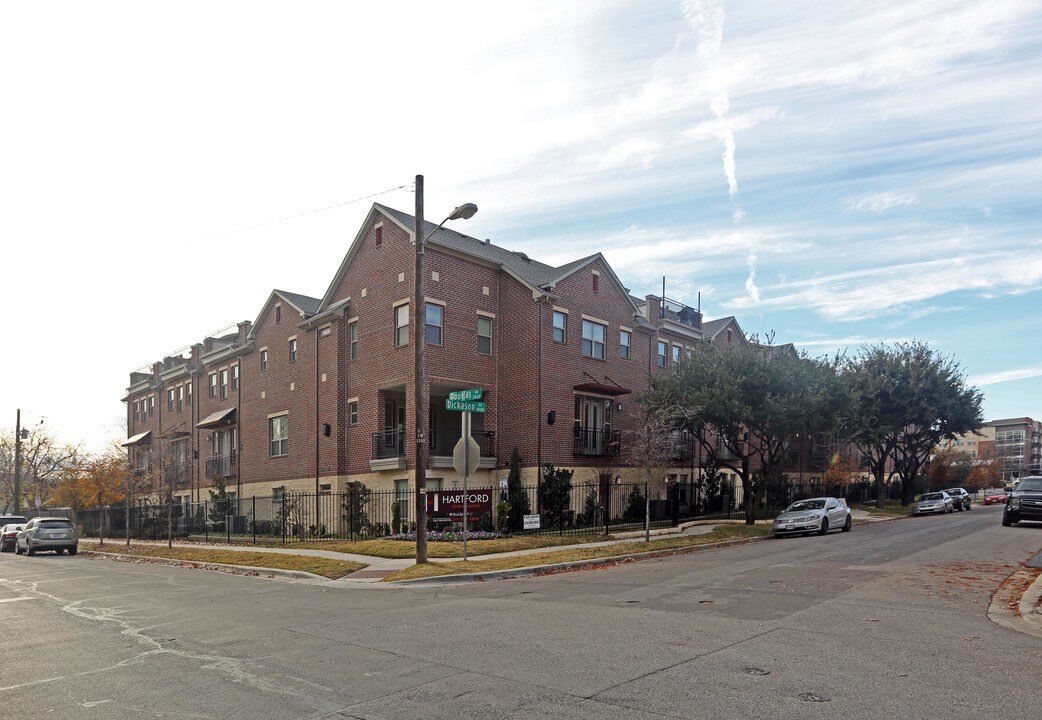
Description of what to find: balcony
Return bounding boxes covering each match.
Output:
[205,452,236,479]
[668,431,696,461]
[371,429,407,471]
[430,430,496,469]
[573,427,622,457]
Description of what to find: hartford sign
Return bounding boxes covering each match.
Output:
[426,490,493,526]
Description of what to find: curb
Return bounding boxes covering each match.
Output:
[987,566,1042,639]
[392,533,772,586]
[81,550,328,582]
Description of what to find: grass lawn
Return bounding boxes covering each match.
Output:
[273,534,608,559]
[850,501,914,517]
[79,540,365,579]
[382,524,770,582]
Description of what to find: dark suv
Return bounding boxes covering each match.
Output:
[1002,476,1042,526]
[944,487,972,511]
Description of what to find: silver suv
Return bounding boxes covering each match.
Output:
[944,487,972,511]
[15,517,79,556]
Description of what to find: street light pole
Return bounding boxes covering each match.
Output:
[13,409,23,514]
[413,175,478,564]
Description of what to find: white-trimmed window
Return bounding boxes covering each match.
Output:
[209,373,217,397]
[148,396,154,416]
[395,304,410,347]
[260,348,268,371]
[426,302,444,345]
[133,401,140,422]
[176,385,184,411]
[349,401,359,425]
[186,382,192,406]
[349,321,358,360]
[168,388,175,411]
[552,311,567,343]
[289,338,297,363]
[477,316,492,355]
[620,330,631,359]
[231,365,239,390]
[671,345,681,369]
[219,369,229,399]
[269,415,289,457]
[582,320,606,359]
[656,341,667,368]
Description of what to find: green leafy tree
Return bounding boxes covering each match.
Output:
[654,338,843,524]
[843,342,984,506]
[538,464,573,533]
[506,447,530,532]
[209,476,232,528]
[341,482,371,538]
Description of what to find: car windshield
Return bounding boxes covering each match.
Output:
[921,493,944,501]
[1017,478,1042,492]
[786,499,826,511]
[944,488,963,494]
[37,520,74,529]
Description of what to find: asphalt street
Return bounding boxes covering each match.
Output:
[1,505,1040,720]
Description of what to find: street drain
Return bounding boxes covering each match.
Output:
[626,600,640,604]
[699,600,714,604]
[798,693,830,703]
[743,667,770,676]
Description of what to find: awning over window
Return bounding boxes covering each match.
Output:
[121,430,152,447]
[572,383,631,397]
[196,407,237,429]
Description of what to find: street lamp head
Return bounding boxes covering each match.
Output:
[447,203,478,221]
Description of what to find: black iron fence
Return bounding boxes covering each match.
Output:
[69,478,890,545]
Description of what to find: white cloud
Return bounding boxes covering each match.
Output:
[845,192,918,213]
[970,367,1042,387]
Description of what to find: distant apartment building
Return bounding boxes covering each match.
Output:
[122,204,751,509]
[938,418,1040,483]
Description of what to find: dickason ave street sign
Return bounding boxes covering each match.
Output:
[445,399,486,413]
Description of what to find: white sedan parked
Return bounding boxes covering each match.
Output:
[913,491,954,515]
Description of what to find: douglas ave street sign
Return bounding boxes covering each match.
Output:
[447,388,482,401]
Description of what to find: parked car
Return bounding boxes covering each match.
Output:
[14,517,79,556]
[0,514,29,528]
[1,523,26,552]
[944,487,972,511]
[914,491,954,515]
[984,491,1008,505]
[772,497,852,538]
[1002,475,1042,526]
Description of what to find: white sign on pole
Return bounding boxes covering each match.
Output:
[499,477,508,491]
[523,514,541,530]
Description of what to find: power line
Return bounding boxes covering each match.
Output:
[208,182,412,239]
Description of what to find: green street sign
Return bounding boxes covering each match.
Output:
[445,399,486,413]
[448,388,483,402]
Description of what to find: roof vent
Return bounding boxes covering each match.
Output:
[514,251,530,261]
[484,238,491,245]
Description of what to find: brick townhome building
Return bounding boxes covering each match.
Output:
[123,204,748,510]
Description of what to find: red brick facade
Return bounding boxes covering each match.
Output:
[123,204,748,501]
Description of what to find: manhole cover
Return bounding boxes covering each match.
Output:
[743,667,770,676]
[798,693,830,703]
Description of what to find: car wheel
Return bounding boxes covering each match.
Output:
[818,518,829,536]
[842,514,852,532]
[26,542,35,556]
[68,546,78,556]
[965,502,971,511]
[55,548,64,555]
[1002,511,1014,526]
[773,533,783,539]
[14,541,23,555]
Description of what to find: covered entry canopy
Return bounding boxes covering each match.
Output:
[196,407,237,429]
[121,430,152,447]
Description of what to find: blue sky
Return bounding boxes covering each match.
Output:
[1,0,1039,453]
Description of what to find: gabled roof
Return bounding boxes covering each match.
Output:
[701,316,744,342]
[249,289,322,340]
[319,203,644,321]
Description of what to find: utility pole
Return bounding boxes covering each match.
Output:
[13,409,23,514]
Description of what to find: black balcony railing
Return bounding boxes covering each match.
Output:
[372,429,406,460]
[429,429,495,457]
[669,432,695,461]
[205,451,237,479]
[573,427,622,457]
